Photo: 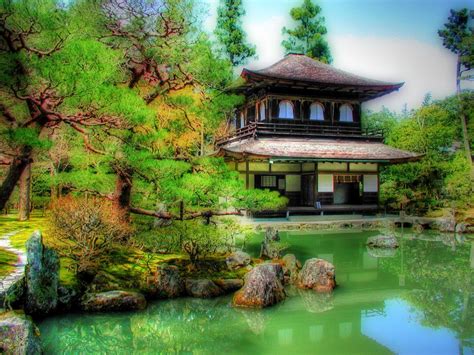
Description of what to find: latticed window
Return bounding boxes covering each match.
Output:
[310,102,324,120]
[339,104,353,122]
[334,175,361,183]
[261,175,277,187]
[278,100,294,119]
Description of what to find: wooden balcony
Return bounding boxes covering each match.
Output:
[217,121,384,146]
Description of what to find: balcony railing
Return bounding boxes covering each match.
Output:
[216,121,384,146]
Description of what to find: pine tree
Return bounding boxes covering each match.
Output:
[215,0,256,66]
[281,0,332,63]
[438,8,474,164]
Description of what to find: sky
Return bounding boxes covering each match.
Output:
[203,0,474,112]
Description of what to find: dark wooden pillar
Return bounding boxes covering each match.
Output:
[245,160,249,189]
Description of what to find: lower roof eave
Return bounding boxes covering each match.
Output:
[216,149,423,164]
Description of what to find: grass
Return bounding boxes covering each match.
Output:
[0,248,18,278]
[0,212,51,251]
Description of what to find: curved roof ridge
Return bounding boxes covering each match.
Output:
[242,54,403,88]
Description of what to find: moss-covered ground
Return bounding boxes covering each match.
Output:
[0,212,244,292]
[0,248,17,278]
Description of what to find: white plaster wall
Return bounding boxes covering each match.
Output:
[350,163,378,172]
[249,162,270,172]
[272,163,301,172]
[318,162,347,172]
[363,175,378,192]
[318,174,334,192]
[302,162,315,172]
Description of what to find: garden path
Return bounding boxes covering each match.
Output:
[0,230,26,295]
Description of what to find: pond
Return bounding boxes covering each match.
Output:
[39,229,473,354]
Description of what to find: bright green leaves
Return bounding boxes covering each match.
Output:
[281,0,332,63]
[2,127,52,150]
[377,95,473,211]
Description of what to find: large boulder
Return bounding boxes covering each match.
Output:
[213,278,244,293]
[185,279,224,298]
[81,290,147,312]
[366,235,399,249]
[0,311,42,354]
[25,230,59,316]
[297,258,336,293]
[151,265,185,299]
[281,253,302,284]
[233,263,286,308]
[226,251,251,270]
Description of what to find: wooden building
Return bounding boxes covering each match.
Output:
[216,54,420,214]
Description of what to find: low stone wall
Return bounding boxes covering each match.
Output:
[246,215,466,233]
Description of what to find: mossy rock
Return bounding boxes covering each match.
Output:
[0,311,42,354]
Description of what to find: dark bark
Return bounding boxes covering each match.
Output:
[18,162,32,221]
[0,146,33,211]
[113,168,133,219]
[456,56,472,164]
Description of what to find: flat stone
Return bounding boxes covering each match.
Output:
[82,290,147,312]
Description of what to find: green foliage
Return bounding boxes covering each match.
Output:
[215,0,256,66]
[134,218,251,264]
[281,0,332,63]
[438,8,474,71]
[373,94,473,212]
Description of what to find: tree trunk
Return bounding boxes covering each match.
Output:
[18,162,32,221]
[113,168,133,220]
[0,146,33,211]
[456,56,472,164]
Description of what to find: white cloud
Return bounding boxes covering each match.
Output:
[329,34,473,111]
[206,1,472,111]
[243,15,287,70]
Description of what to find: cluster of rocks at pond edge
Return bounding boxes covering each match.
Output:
[1,228,337,318]
[0,311,42,354]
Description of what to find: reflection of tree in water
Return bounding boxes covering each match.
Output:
[41,297,257,354]
[379,232,473,349]
[41,314,135,354]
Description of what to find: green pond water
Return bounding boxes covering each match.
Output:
[39,229,474,354]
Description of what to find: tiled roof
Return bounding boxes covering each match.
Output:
[218,137,421,163]
[243,54,403,89]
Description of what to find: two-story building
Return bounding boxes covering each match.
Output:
[216,54,420,214]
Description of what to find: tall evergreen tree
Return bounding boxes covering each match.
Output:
[438,8,474,164]
[215,0,256,66]
[281,0,332,63]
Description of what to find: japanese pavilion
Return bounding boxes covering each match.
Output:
[216,54,420,214]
